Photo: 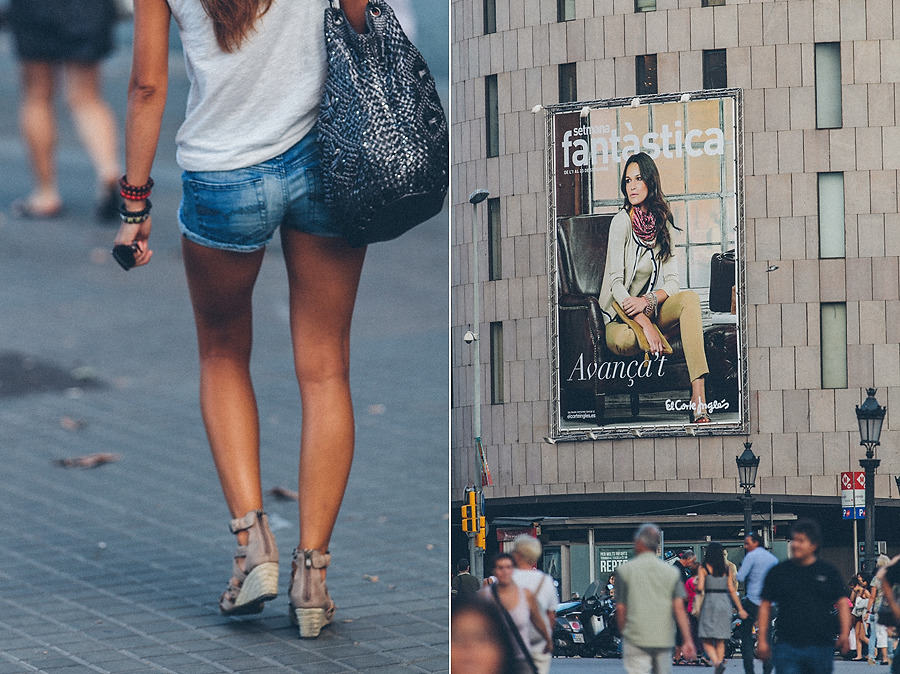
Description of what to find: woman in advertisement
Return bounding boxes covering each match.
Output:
[597,151,711,423]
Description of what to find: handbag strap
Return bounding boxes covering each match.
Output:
[491,584,539,674]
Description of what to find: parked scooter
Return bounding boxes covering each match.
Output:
[552,582,622,658]
[552,598,585,657]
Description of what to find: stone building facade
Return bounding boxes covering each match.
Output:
[450,0,900,586]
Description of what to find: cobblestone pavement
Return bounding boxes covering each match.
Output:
[0,20,448,674]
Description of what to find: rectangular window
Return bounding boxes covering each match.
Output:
[558,63,578,103]
[818,173,845,258]
[484,0,496,34]
[557,0,575,22]
[487,198,502,281]
[821,303,848,389]
[635,55,658,95]
[634,0,656,11]
[702,0,725,6]
[490,322,504,404]
[702,49,727,89]
[485,74,499,158]
[815,43,842,129]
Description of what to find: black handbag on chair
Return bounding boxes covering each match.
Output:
[709,249,736,313]
[317,0,449,247]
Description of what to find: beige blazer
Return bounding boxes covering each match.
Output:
[598,208,680,323]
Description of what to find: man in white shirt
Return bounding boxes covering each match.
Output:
[511,534,559,674]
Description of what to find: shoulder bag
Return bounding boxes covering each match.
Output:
[317,0,449,247]
[490,584,539,674]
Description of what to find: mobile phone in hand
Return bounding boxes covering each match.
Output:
[111,243,140,270]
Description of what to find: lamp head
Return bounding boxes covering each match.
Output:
[469,189,490,205]
[856,388,886,448]
[736,442,760,491]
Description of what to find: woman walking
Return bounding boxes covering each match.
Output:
[598,151,712,422]
[114,0,368,638]
[479,554,552,674]
[697,542,747,673]
[851,573,872,660]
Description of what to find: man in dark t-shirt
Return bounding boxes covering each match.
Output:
[451,558,480,598]
[756,519,850,673]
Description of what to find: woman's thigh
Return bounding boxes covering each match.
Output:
[657,290,700,332]
[279,229,365,382]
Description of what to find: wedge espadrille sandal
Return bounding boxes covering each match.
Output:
[288,548,336,638]
[219,510,279,616]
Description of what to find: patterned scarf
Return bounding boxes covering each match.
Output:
[630,207,657,244]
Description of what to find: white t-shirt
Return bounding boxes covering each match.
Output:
[167,0,327,171]
[512,568,559,630]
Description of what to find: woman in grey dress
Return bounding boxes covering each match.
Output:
[697,542,748,673]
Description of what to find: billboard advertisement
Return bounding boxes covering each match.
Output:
[548,90,747,438]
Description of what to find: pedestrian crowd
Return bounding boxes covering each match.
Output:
[452,520,900,674]
[451,534,559,674]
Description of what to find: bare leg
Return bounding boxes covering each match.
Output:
[701,639,718,664]
[18,61,62,213]
[63,62,120,193]
[182,238,266,545]
[280,229,365,565]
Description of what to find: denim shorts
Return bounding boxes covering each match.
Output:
[178,130,340,253]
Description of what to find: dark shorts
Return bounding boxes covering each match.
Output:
[10,0,116,62]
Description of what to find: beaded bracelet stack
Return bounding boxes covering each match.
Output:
[118,175,154,224]
[119,200,152,225]
[642,291,658,318]
[119,175,154,200]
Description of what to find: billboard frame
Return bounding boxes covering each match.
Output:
[545,88,748,441]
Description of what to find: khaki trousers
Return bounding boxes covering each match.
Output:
[604,290,710,383]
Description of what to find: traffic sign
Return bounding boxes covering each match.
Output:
[843,508,853,519]
[857,507,866,519]
[840,471,865,514]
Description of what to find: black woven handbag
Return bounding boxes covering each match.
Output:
[317,0,449,247]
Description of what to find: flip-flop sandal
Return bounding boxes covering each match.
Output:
[12,199,64,219]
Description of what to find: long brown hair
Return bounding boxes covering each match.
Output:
[200,0,273,52]
[620,152,678,262]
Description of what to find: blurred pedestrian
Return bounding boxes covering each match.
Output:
[724,547,738,587]
[696,541,747,673]
[756,519,850,672]
[735,533,777,674]
[852,572,873,660]
[675,549,696,583]
[479,553,552,674]
[681,565,702,666]
[8,0,121,220]
[673,548,697,664]
[510,534,559,674]
[874,554,900,673]
[453,558,480,599]
[451,596,518,674]
[868,555,893,665]
[616,523,696,674]
[114,0,372,638]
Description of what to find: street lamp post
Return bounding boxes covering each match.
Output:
[736,442,760,537]
[856,388,886,575]
[468,188,490,581]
